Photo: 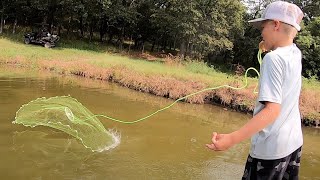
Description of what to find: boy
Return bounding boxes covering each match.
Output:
[206,1,304,179]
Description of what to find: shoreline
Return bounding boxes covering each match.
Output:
[1,59,319,128]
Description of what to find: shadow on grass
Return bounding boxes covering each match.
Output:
[0,31,122,54]
[0,31,241,77]
[0,30,178,56]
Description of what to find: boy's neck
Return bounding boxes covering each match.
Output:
[273,37,294,49]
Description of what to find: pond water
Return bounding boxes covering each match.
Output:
[0,68,319,179]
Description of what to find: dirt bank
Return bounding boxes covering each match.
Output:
[2,58,320,128]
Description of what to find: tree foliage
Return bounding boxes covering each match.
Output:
[234,0,320,79]
[0,0,319,79]
[296,17,320,78]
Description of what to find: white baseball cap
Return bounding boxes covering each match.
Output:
[248,1,304,31]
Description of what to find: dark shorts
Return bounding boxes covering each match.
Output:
[242,147,302,180]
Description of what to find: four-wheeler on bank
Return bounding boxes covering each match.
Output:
[24,24,59,48]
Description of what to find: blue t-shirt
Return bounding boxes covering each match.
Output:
[250,44,303,160]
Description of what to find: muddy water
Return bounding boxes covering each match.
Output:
[0,69,319,179]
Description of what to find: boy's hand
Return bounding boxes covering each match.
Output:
[259,40,267,52]
[206,132,235,151]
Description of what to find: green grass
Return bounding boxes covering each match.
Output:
[0,35,237,86]
[302,77,320,91]
[0,33,317,91]
[1,32,319,124]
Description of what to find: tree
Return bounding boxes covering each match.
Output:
[0,1,4,34]
[296,16,320,79]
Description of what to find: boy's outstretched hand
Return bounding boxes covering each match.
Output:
[206,132,235,151]
[206,103,281,151]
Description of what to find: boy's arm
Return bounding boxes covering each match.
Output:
[206,101,281,151]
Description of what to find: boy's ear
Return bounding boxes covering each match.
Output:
[273,20,281,31]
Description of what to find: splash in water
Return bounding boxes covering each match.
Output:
[13,96,120,152]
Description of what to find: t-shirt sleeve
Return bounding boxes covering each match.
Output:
[258,53,283,104]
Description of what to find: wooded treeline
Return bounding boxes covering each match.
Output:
[0,0,319,79]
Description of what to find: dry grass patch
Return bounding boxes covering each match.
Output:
[1,36,319,126]
[300,90,320,120]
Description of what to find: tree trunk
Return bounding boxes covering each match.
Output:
[0,5,4,34]
[151,39,156,52]
[99,19,104,42]
[12,17,17,34]
[162,38,167,51]
[156,42,160,52]
[57,24,61,35]
[79,15,84,38]
[189,43,194,58]
[179,40,186,60]
[186,41,191,57]
[90,24,94,41]
[108,33,114,43]
[128,35,132,52]
[141,41,145,53]
[47,0,57,32]
[67,15,73,35]
[118,27,125,50]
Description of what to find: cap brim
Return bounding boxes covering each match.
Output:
[292,24,301,31]
[248,18,266,30]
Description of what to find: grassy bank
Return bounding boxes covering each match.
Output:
[0,35,319,127]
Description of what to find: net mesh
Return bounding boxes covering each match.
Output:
[13,96,120,152]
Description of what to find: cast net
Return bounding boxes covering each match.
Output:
[12,96,120,152]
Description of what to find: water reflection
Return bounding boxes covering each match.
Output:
[0,67,319,179]
[11,130,109,179]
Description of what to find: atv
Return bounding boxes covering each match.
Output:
[24,25,60,48]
